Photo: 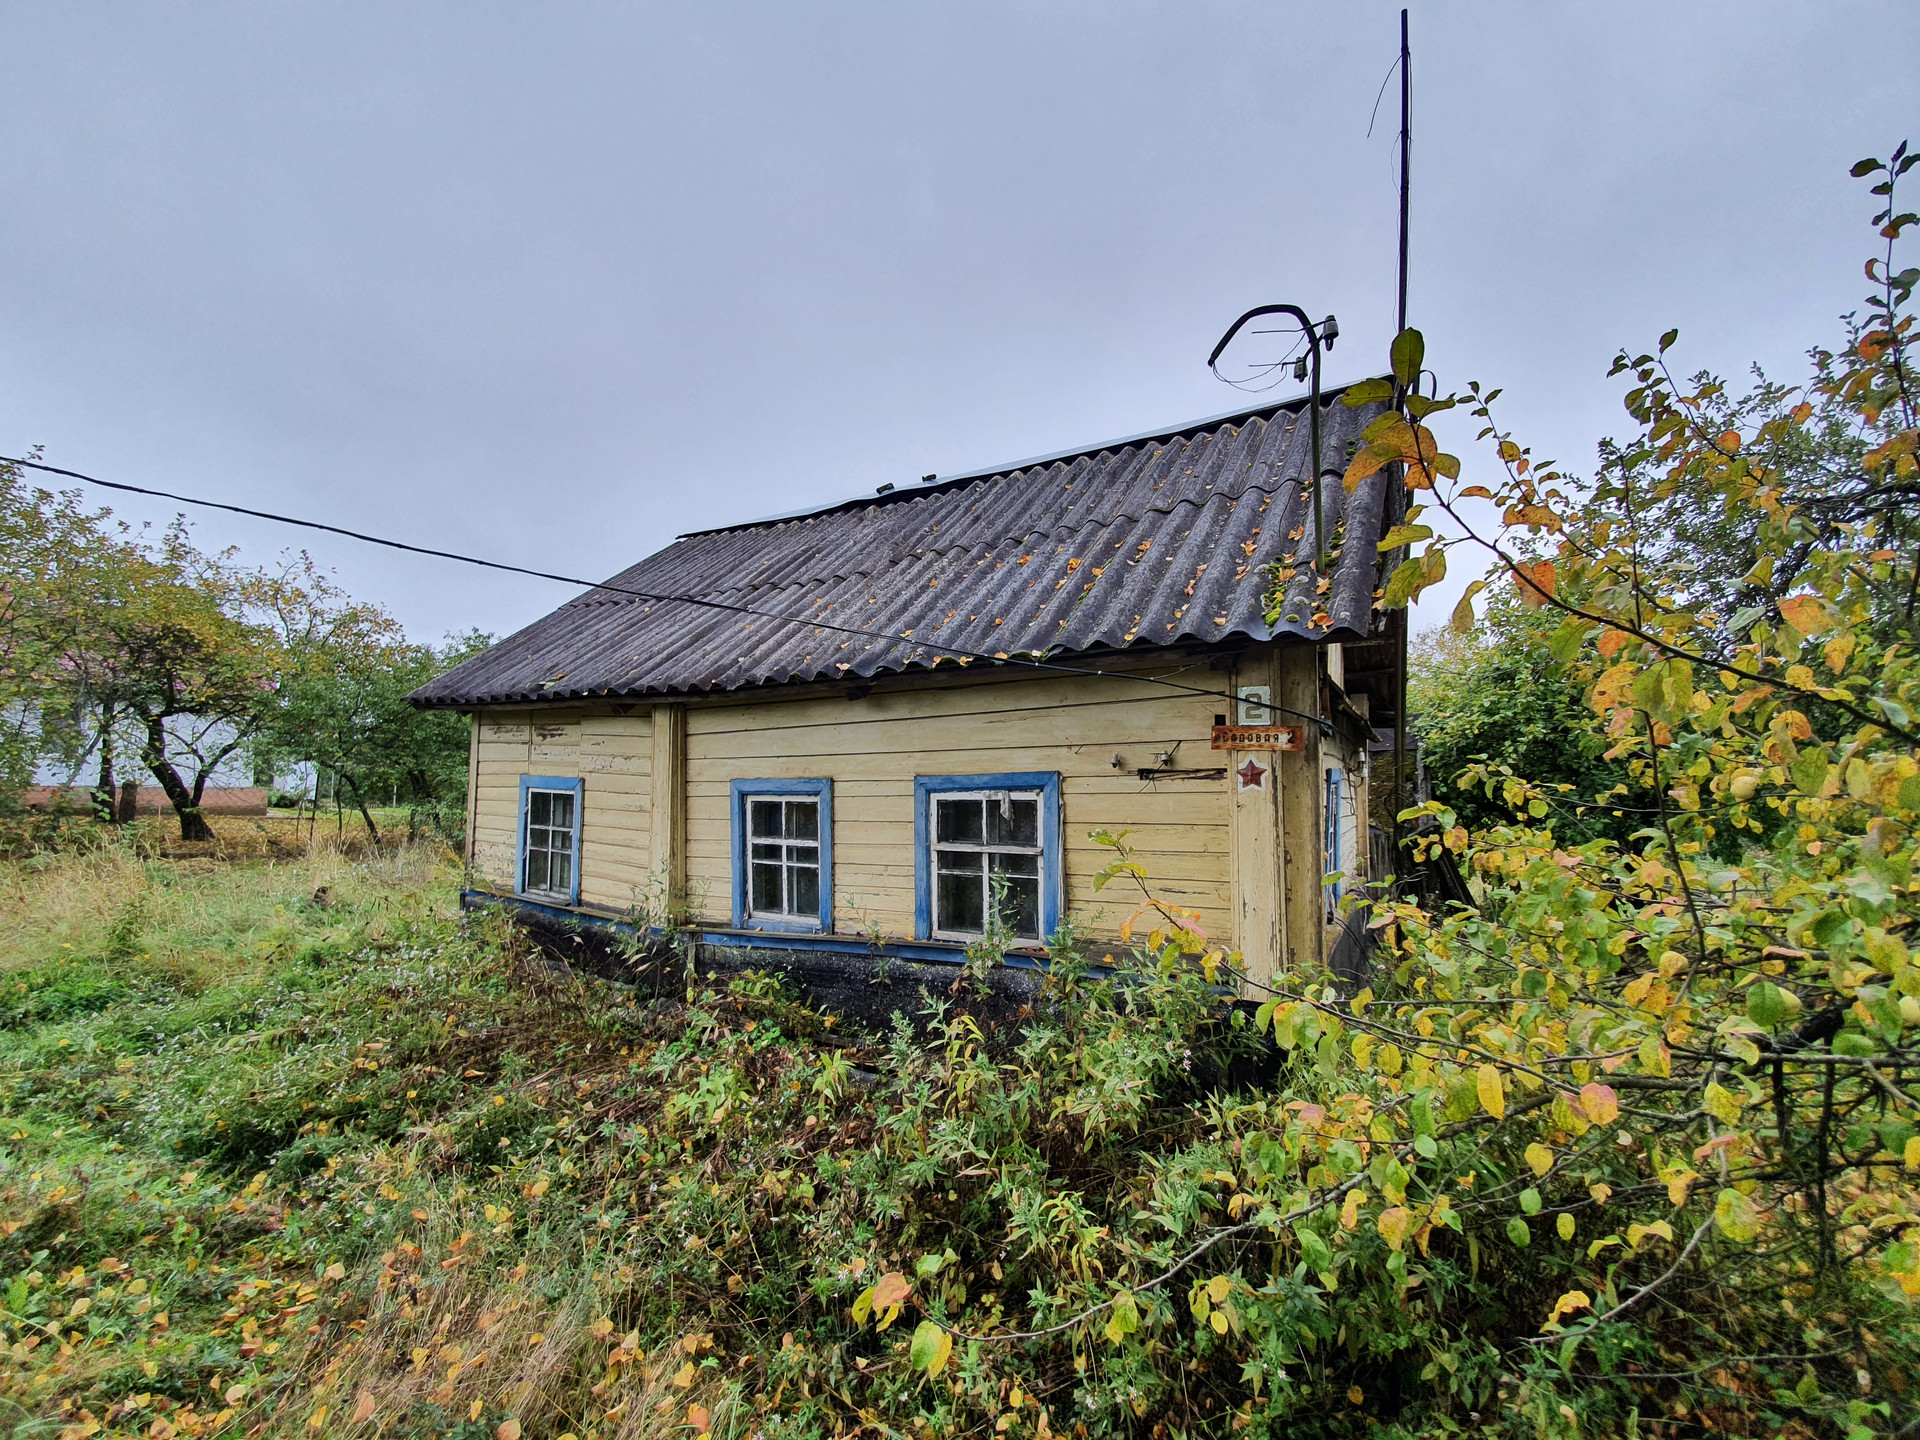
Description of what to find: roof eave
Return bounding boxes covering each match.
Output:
[404,625,1314,711]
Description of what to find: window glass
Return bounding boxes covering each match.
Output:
[744,795,822,923]
[930,790,1044,941]
[1324,768,1344,921]
[936,799,984,844]
[523,787,577,898]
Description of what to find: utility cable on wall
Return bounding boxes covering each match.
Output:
[2,455,1336,734]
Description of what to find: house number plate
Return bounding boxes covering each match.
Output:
[1210,724,1304,752]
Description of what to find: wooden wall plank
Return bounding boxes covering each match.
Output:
[670,671,1233,942]
[650,705,687,916]
[475,663,1259,948]
[1229,651,1282,994]
[1276,644,1323,980]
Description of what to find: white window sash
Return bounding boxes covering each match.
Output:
[928,788,1045,940]
[523,788,577,899]
[744,795,822,923]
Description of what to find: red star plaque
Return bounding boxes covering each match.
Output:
[1236,757,1267,790]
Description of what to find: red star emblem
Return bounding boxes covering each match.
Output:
[1236,757,1267,790]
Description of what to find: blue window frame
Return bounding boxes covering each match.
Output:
[1323,766,1345,921]
[519,775,583,906]
[914,772,1061,945]
[730,777,833,932]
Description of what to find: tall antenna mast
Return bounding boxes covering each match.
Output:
[1397,7,1411,334]
[1392,6,1413,892]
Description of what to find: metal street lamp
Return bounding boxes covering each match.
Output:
[1207,305,1339,571]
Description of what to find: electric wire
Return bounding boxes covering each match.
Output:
[1209,322,1314,396]
[1364,52,1405,139]
[1,455,1339,733]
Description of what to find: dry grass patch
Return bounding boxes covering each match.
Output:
[267,1227,738,1440]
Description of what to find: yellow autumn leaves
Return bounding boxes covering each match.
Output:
[1474,1064,1505,1120]
[908,1321,954,1379]
[1187,1275,1238,1336]
[851,1272,957,1380]
[849,1270,911,1332]
[1342,417,1461,492]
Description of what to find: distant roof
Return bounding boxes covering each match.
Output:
[411,381,1400,708]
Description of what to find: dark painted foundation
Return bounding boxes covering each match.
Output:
[465,890,1289,1094]
[463,889,1049,1042]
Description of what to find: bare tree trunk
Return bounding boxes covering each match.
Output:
[344,776,382,847]
[141,715,215,842]
[93,702,117,824]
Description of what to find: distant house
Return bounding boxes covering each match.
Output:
[21,785,270,819]
[410,383,1409,994]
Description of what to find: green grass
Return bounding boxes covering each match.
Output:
[0,842,609,1438]
[0,842,1906,1440]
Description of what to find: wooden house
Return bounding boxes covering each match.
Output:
[411,383,1408,995]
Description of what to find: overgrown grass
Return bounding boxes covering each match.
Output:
[0,844,1907,1440]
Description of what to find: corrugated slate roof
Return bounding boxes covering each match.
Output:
[411,383,1400,708]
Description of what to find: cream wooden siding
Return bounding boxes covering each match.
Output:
[470,710,654,910]
[472,714,535,889]
[681,672,1229,944]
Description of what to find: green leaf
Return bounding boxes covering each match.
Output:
[908,1319,952,1377]
[1378,524,1434,552]
[1409,1091,1435,1136]
[1852,157,1885,177]
[1341,377,1395,406]
[1103,1290,1141,1345]
[1092,859,1148,892]
[1380,557,1427,609]
[1519,1188,1542,1216]
[1557,1333,1583,1374]
[1295,1226,1333,1271]
[1746,981,1786,1029]
[1658,328,1679,353]
[1506,1217,1531,1247]
[1547,618,1594,664]
[1391,328,1425,388]
[1704,1082,1743,1125]
[1713,1187,1762,1243]
[1791,748,1830,797]
[1451,579,1488,635]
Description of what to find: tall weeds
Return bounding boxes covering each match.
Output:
[0,848,1908,1440]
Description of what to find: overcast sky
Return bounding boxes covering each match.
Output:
[2,3,1914,646]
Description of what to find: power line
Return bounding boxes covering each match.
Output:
[1,454,1334,733]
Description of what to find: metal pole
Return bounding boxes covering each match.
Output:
[1205,303,1330,570]
[1397,8,1410,337]
[1392,7,1412,891]
[1308,333,1324,571]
